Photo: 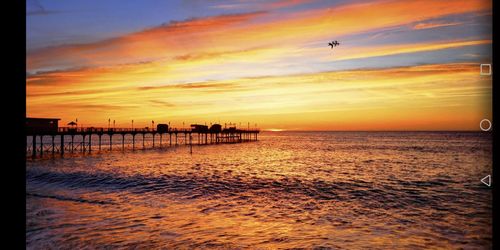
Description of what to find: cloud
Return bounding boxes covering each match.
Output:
[27,89,107,97]
[27,62,491,130]
[137,82,237,91]
[26,0,492,130]
[149,100,176,107]
[51,103,136,111]
[27,0,491,73]
[172,46,271,62]
[412,21,463,30]
[331,39,491,61]
[26,0,60,16]
[210,0,312,10]
[27,11,267,72]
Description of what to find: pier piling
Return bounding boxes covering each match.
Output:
[52,135,55,155]
[32,135,37,159]
[27,125,259,158]
[40,136,43,157]
[60,135,64,156]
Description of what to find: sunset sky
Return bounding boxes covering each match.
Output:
[26,0,492,131]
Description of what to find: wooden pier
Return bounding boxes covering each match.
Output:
[26,126,260,159]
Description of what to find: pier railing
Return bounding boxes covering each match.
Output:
[28,126,260,158]
[57,127,260,133]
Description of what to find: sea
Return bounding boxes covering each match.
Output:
[26,131,492,249]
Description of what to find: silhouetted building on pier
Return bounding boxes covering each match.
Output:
[26,117,60,134]
[210,124,222,133]
[156,124,169,133]
[191,124,208,132]
[223,126,237,132]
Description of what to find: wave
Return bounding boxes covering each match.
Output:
[26,192,115,205]
[26,168,469,211]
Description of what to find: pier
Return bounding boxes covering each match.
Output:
[26,121,260,158]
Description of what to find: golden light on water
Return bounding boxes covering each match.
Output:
[27,131,493,248]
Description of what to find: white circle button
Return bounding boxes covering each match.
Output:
[480,119,492,131]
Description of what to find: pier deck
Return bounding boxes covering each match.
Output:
[27,127,260,158]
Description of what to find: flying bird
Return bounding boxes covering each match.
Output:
[328,40,340,48]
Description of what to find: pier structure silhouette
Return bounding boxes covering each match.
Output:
[26,123,259,159]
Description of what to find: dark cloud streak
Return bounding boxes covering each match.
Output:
[26,0,61,16]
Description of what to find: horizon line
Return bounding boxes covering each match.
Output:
[261,129,489,132]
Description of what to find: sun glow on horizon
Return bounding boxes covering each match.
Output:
[265,128,286,132]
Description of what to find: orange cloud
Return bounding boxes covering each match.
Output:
[27,11,267,71]
[26,0,492,130]
[331,39,491,61]
[230,0,490,46]
[413,21,463,30]
[210,0,312,10]
[27,0,491,73]
[27,63,491,130]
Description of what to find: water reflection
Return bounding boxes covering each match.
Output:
[27,132,492,248]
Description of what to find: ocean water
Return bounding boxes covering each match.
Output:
[26,131,492,249]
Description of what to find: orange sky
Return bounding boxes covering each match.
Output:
[26,0,492,130]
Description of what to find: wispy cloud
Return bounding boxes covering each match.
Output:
[331,39,491,61]
[26,0,60,16]
[26,0,492,130]
[149,100,176,108]
[27,63,491,129]
[210,0,312,10]
[27,0,491,73]
[137,82,236,91]
[413,21,463,30]
[27,11,267,72]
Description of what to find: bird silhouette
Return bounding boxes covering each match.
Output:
[328,40,340,48]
